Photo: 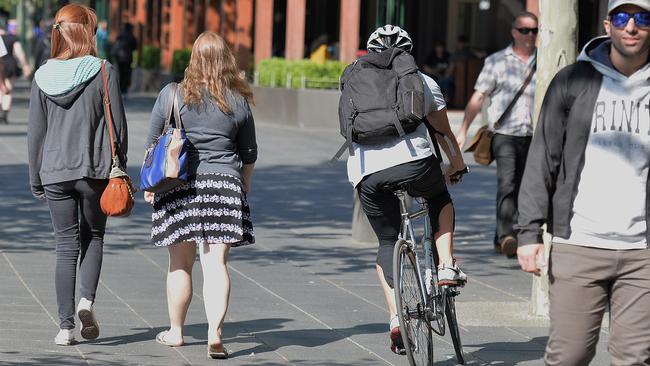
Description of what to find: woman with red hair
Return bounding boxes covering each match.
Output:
[27,4,128,346]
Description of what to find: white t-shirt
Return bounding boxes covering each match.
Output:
[347,72,446,187]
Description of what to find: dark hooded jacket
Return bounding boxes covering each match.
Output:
[27,57,128,198]
[516,36,650,247]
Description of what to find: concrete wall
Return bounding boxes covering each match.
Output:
[251,86,340,130]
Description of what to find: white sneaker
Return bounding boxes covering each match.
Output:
[438,264,468,286]
[54,329,76,346]
[77,297,100,340]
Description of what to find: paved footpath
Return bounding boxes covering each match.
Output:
[0,84,610,365]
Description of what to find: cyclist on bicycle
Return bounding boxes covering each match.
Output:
[347,25,468,354]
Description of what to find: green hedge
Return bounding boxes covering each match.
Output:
[171,49,192,76]
[256,58,347,89]
[140,46,161,70]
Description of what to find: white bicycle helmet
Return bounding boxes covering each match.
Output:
[367,24,413,53]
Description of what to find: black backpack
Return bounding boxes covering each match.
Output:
[332,47,425,161]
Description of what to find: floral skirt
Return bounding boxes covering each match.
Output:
[151,173,255,247]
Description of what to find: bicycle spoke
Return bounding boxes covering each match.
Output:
[395,241,432,366]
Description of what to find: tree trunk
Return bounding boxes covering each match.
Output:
[529,0,579,318]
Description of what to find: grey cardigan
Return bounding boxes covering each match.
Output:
[145,83,257,180]
[28,62,128,198]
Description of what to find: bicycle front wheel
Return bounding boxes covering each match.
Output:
[445,292,465,364]
[393,239,433,366]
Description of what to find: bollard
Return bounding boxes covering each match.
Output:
[286,73,293,89]
[253,71,259,86]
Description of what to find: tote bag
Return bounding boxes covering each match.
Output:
[140,83,189,193]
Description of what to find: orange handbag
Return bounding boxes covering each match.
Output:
[98,61,135,217]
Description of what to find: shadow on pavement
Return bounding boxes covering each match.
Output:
[0,159,502,273]
[466,336,547,365]
[74,317,386,365]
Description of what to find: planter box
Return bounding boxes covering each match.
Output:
[157,72,184,91]
[250,86,339,131]
[130,68,163,93]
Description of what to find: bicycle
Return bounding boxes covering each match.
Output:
[392,167,468,365]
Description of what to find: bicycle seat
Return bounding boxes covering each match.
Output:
[389,183,426,200]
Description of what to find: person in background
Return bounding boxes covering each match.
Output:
[0,9,32,124]
[309,34,330,64]
[111,22,137,95]
[423,40,453,102]
[28,4,128,346]
[33,19,53,72]
[145,31,257,359]
[0,33,6,94]
[96,20,109,60]
[456,12,538,258]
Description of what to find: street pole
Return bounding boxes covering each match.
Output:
[529,0,578,317]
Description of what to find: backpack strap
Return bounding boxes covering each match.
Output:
[424,122,444,162]
[330,100,358,164]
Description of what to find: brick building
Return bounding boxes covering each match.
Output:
[105,0,608,69]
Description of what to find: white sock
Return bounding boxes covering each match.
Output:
[389,315,400,330]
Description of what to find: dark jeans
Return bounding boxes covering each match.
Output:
[357,157,452,288]
[117,62,132,94]
[491,133,532,245]
[44,178,108,329]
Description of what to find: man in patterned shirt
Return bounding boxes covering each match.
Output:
[455,11,537,257]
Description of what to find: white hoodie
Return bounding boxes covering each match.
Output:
[554,36,650,249]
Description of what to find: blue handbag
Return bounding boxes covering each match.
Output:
[140,83,189,193]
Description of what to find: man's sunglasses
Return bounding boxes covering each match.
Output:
[609,11,650,28]
[515,27,538,35]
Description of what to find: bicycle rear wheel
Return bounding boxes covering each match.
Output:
[393,239,433,366]
[444,290,465,364]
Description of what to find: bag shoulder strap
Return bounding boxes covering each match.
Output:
[172,85,182,129]
[164,82,181,129]
[100,61,117,161]
[494,59,536,129]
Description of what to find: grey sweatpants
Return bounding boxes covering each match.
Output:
[44,179,108,330]
[546,243,650,366]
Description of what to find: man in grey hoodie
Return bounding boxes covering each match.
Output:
[517,0,650,364]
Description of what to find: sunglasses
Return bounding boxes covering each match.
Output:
[515,27,538,35]
[609,11,650,28]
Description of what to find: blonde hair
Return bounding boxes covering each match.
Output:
[182,32,253,113]
[51,4,98,59]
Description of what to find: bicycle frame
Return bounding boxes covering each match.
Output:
[396,190,446,333]
[394,190,466,364]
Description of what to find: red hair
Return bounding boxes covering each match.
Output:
[51,4,98,59]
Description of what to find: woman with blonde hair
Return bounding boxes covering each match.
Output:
[144,31,256,359]
[27,4,127,345]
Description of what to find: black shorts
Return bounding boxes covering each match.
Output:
[357,156,452,233]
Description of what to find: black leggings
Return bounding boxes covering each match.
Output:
[44,178,108,329]
[357,157,452,288]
